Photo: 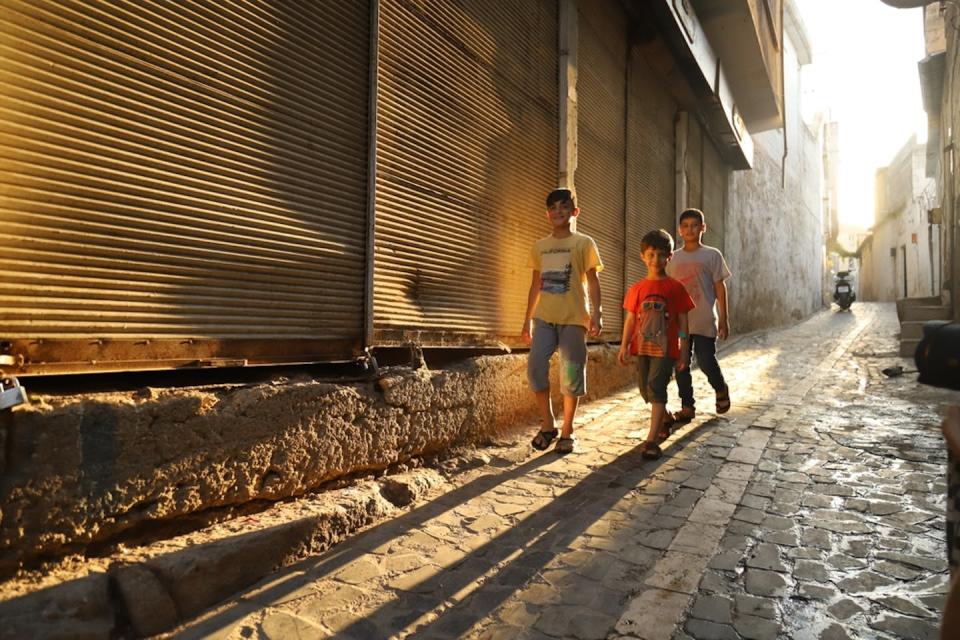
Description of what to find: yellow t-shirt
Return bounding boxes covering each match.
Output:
[528,233,603,328]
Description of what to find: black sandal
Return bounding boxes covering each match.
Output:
[716,387,731,414]
[554,436,576,454]
[532,428,559,451]
[640,441,662,460]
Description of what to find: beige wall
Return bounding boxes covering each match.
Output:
[725,25,824,330]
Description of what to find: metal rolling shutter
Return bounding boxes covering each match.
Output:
[625,48,677,285]
[702,134,728,252]
[575,0,626,340]
[374,0,558,345]
[1,1,370,375]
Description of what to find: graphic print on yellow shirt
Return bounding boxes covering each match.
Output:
[528,233,603,328]
[541,249,573,294]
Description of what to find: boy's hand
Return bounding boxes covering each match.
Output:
[521,320,532,345]
[718,318,729,340]
[589,311,603,337]
[617,346,629,366]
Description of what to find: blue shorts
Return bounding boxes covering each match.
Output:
[527,319,588,397]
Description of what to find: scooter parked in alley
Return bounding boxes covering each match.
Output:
[833,271,855,311]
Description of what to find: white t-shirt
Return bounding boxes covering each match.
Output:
[665,245,731,337]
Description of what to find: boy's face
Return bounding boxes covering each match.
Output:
[678,217,705,244]
[641,247,671,274]
[546,199,578,228]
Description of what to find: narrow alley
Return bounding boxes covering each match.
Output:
[165,302,953,640]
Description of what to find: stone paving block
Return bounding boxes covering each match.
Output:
[874,560,923,580]
[760,530,798,547]
[690,594,733,624]
[644,551,709,594]
[819,623,855,640]
[836,571,897,593]
[616,588,691,640]
[259,610,324,639]
[794,559,830,582]
[499,600,542,627]
[796,582,838,601]
[827,598,863,620]
[732,613,779,640]
[705,478,750,504]
[734,594,777,619]
[684,618,739,639]
[688,499,738,526]
[867,614,939,640]
[727,447,763,465]
[670,522,725,557]
[873,595,934,618]
[744,570,790,597]
[534,604,616,640]
[716,463,754,481]
[732,507,764,525]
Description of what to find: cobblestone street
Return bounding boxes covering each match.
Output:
[170,302,955,640]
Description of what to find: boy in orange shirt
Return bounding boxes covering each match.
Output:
[618,229,694,460]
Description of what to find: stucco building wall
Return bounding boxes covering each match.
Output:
[862,138,939,301]
[725,32,824,331]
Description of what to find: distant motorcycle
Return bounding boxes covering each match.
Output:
[833,271,855,311]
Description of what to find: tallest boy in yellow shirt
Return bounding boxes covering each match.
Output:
[521,188,603,454]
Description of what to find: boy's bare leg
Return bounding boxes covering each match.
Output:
[560,394,579,438]
[648,402,666,442]
[535,390,556,432]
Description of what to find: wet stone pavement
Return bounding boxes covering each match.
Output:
[171,303,955,640]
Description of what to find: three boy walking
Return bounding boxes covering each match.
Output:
[523,190,731,457]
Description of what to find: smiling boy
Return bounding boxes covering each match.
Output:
[618,229,694,460]
[521,189,603,454]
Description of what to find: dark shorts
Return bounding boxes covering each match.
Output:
[637,355,674,404]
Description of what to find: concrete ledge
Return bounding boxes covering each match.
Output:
[0,345,631,573]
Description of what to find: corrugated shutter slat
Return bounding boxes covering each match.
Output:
[374,0,558,343]
[1,1,371,372]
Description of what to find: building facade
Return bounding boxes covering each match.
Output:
[724,0,825,329]
[860,137,939,302]
[0,0,813,377]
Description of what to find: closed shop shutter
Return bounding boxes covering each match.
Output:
[575,0,626,340]
[625,48,677,286]
[374,0,558,346]
[1,1,370,374]
[701,134,728,252]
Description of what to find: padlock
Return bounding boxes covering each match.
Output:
[0,376,28,410]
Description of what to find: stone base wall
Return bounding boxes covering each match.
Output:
[0,344,631,574]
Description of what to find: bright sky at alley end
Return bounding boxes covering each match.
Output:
[797,0,928,229]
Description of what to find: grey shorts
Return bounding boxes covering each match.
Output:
[637,355,674,404]
[527,319,588,397]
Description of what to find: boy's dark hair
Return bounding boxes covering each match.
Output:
[679,208,705,224]
[546,188,576,209]
[640,229,673,253]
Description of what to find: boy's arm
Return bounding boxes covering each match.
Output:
[677,311,690,371]
[587,267,603,337]
[617,311,636,366]
[715,279,729,340]
[521,270,541,345]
